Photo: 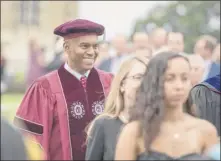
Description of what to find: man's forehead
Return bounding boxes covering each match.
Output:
[196,39,206,46]
[153,28,166,34]
[168,33,183,39]
[133,32,148,40]
[70,35,99,44]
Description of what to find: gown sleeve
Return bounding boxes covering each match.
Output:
[85,118,105,161]
[13,78,55,158]
[190,85,211,119]
[190,85,220,135]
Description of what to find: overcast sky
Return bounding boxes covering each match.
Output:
[78,1,169,40]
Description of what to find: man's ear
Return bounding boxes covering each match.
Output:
[63,41,69,52]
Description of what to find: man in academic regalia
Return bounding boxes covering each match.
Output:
[189,74,220,135]
[13,19,113,160]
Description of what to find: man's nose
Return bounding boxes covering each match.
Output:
[87,47,95,55]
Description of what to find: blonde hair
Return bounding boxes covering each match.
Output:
[86,55,148,139]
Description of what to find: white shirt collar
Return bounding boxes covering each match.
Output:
[64,63,90,80]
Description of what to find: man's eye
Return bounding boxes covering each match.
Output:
[83,45,89,48]
[80,44,90,49]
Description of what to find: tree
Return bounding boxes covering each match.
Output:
[132,1,220,53]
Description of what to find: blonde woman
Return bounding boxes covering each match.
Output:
[85,56,148,160]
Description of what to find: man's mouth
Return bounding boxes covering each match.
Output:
[83,58,95,64]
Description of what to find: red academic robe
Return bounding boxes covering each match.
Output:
[13,65,113,160]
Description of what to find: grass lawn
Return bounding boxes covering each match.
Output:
[1,93,24,122]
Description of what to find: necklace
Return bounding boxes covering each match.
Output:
[173,133,180,139]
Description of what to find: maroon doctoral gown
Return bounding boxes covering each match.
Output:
[13,65,113,160]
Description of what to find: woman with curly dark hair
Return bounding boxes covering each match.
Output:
[115,52,219,160]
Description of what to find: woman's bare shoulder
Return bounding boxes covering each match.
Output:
[195,118,219,150]
[197,119,218,135]
[186,114,218,135]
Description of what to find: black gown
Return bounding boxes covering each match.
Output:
[189,74,220,135]
[85,116,125,160]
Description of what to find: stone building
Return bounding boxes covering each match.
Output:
[1,1,78,73]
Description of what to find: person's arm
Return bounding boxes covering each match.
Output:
[85,118,105,160]
[115,121,140,160]
[13,78,55,160]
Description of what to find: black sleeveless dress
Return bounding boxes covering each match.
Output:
[137,151,213,160]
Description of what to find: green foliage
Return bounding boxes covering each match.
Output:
[1,93,24,122]
[132,1,220,53]
[15,72,25,83]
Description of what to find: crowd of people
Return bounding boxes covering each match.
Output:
[1,18,220,160]
[0,36,66,92]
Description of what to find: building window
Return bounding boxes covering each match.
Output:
[20,1,39,26]
[20,1,29,25]
[64,3,71,19]
[31,1,40,26]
